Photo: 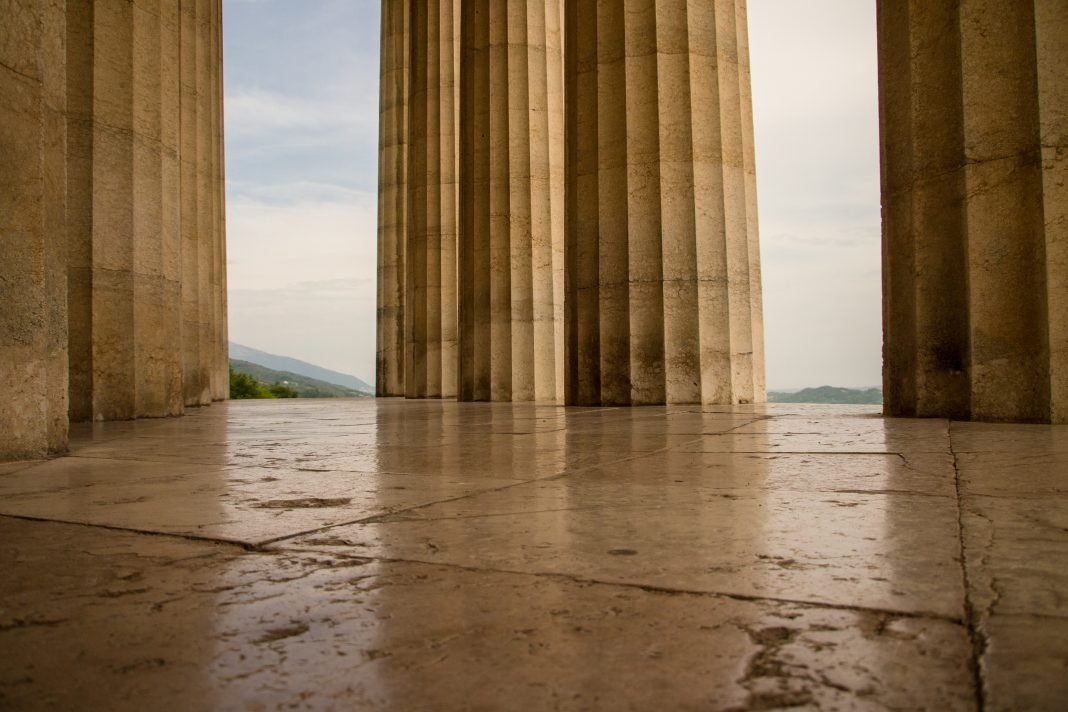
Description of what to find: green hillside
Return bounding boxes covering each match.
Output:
[229,359,372,399]
[768,386,883,405]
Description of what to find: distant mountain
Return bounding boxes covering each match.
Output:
[229,359,370,399]
[228,342,374,394]
[768,386,883,405]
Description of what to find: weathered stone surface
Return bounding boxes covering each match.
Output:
[14,400,1061,709]
[0,0,69,460]
[0,515,976,711]
[951,420,1068,708]
[386,0,766,406]
[406,0,459,399]
[878,0,1068,423]
[0,0,226,459]
[564,0,765,406]
[376,0,408,398]
[458,0,566,403]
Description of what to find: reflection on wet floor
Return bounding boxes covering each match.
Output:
[1,399,1066,709]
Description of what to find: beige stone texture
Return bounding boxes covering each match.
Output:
[63,0,225,419]
[65,0,94,423]
[3,399,1067,708]
[564,0,765,407]
[0,0,69,461]
[878,0,969,420]
[178,0,205,406]
[405,0,459,399]
[376,0,408,397]
[879,0,1068,423]
[174,0,227,408]
[1,0,225,458]
[209,0,226,403]
[458,0,565,403]
[1037,0,1068,423]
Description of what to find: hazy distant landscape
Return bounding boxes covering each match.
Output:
[768,386,882,405]
[229,342,881,405]
[229,359,371,399]
[229,342,373,399]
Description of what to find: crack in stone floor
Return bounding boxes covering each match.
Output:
[1,399,1066,710]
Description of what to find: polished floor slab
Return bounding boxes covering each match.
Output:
[1,399,1066,710]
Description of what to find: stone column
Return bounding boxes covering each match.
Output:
[1038,1,1068,423]
[564,0,765,406]
[406,0,460,399]
[211,0,228,400]
[0,0,68,459]
[176,0,226,408]
[80,0,138,420]
[193,0,212,405]
[66,0,94,422]
[64,0,223,420]
[879,0,1067,422]
[1,0,225,460]
[377,0,409,397]
[459,0,566,403]
[132,0,184,417]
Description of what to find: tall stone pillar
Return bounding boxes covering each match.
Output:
[1038,1,1068,423]
[0,0,225,460]
[0,0,68,460]
[211,0,228,401]
[406,0,460,399]
[564,0,765,406]
[377,0,409,397]
[459,0,566,402]
[64,0,224,421]
[180,0,224,407]
[879,1,1068,423]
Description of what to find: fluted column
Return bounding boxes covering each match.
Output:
[1038,1,1068,423]
[879,0,1067,422]
[132,0,183,416]
[0,0,68,459]
[206,0,226,402]
[175,0,226,408]
[406,0,459,399]
[564,0,765,406]
[377,0,409,397]
[83,0,138,419]
[63,0,225,420]
[459,0,565,402]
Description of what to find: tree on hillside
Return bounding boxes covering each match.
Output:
[230,369,272,399]
[268,382,299,398]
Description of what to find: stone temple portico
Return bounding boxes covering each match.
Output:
[2,0,1068,708]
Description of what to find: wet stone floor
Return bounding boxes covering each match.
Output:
[1,399,1066,710]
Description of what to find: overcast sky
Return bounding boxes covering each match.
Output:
[223,0,882,390]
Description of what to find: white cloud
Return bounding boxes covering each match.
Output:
[226,189,375,287]
[225,88,375,138]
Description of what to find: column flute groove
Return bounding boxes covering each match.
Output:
[376,0,409,397]
[564,0,765,406]
[459,0,565,402]
[878,0,1066,422]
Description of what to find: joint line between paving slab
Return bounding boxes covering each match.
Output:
[0,416,767,553]
[0,513,259,552]
[283,546,965,625]
[0,440,697,552]
[1,511,964,627]
[949,421,988,712]
[253,422,770,548]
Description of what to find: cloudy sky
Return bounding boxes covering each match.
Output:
[223,0,882,390]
